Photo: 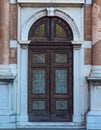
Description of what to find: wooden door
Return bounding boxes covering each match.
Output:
[28,45,73,121]
[28,16,73,122]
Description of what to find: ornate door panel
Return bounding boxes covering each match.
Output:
[50,49,73,121]
[28,50,50,121]
[28,46,73,121]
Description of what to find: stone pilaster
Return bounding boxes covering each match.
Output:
[0,0,10,64]
[86,0,101,129]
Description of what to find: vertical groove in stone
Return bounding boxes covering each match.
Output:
[92,0,101,65]
[0,0,10,64]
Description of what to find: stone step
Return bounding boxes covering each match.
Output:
[0,128,86,130]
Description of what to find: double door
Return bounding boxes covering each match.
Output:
[28,45,73,121]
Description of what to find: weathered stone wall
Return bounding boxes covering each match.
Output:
[10,48,17,64]
[84,48,92,65]
[84,4,92,65]
[84,4,92,41]
[10,4,17,40]
[92,0,101,65]
[0,1,18,64]
[0,0,10,64]
[9,3,18,64]
[0,2,17,64]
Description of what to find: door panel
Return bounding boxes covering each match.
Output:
[50,50,72,121]
[55,69,68,94]
[28,47,73,121]
[28,50,50,121]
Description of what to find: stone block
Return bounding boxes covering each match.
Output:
[84,48,92,65]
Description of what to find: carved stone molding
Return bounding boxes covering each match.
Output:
[0,72,15,83]
[87,77,101,86]
[71,41,82,50]
[19,40,31,45]
[17,0,85,4]
[18,41,30,49]
[47,7,55,17]
[0,65,16,83]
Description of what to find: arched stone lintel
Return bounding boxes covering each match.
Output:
[21,8,80,41]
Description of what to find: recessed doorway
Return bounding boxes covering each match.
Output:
[28,16,73,122]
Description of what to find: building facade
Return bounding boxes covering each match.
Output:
[0,0,101,129]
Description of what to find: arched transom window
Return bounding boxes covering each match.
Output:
[28,16,73,42]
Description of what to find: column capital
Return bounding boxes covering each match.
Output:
[18,40,31,45]
[87,77,101,86]
[71,41,82,49]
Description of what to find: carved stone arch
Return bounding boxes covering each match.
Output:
[28,15,74,122]
[21,9,46,40]
[18,6,84,125]
[55,9,80,41]
[21,8,80,41]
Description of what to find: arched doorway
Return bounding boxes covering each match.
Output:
[28,16,73,122]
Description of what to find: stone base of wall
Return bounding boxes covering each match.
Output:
[0,65,16,129]
[0,115,16,129]
[86,111,101,129]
